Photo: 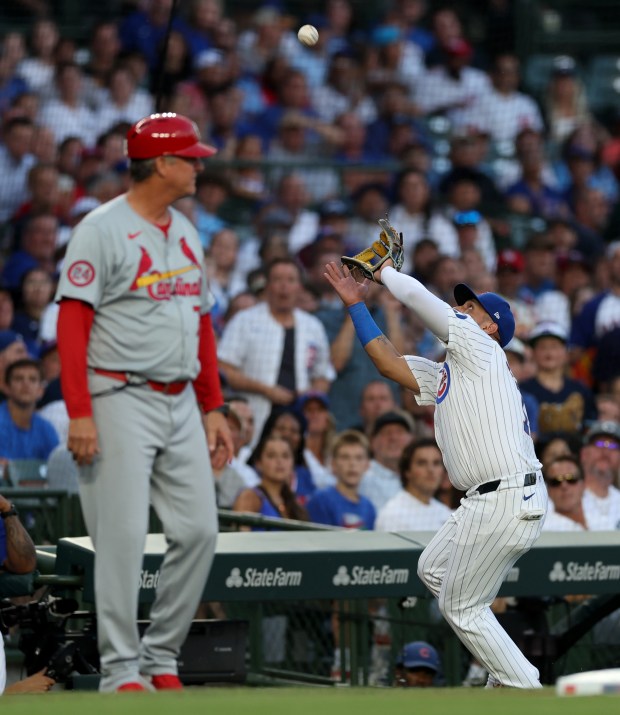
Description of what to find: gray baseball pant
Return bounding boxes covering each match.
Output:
[78,374,218,692]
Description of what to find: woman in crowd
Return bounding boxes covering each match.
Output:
[543,57,592,147]
[534,431,583,469]
[250,409,317,507]
[11,267,55,357]
[233,433,308,525]
[297,392,338,490]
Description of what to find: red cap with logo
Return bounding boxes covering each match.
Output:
[125,113,217,160]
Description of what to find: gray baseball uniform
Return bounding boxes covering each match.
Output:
[56,195,218,691]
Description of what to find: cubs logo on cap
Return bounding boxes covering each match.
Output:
[396,641,440,672]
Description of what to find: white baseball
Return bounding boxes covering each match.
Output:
[297,24,319,47]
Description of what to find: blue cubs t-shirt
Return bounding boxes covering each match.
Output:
[307,486,376,530]
[0,403,59,460]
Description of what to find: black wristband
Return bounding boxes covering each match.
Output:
[0,504,18,519]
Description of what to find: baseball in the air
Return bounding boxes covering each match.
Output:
[298,24,319,47]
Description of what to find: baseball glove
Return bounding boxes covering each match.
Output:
[341,217,404,282]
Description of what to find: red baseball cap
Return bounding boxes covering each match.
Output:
[445,38,473,58]
[497,249,525,273]
[125,113,217,160]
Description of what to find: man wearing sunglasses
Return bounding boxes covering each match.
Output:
[581,420,620,530]
[542,454,614,531]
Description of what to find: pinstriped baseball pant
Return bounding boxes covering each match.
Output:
[417,478,548,688]
[78,373,218,692]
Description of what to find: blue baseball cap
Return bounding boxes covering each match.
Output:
[298,391,330,410]
[370,25,402,47]
[453,210,481,227]
[396,641,440,672]
[454,283,515,347]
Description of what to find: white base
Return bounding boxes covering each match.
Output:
[556,668,620,696]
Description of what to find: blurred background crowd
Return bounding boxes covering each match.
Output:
[2,0,620,687]
[0,0,618,520]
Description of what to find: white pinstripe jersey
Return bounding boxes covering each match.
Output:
[407,307,542,491]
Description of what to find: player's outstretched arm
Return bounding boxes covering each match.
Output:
[324,262,420,393]
[377,265,450,342]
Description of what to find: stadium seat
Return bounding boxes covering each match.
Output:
[523,54,584,99]
[523,54,560,97]
[587,56,620,111]
[589,55,620,78]
[6,460,48,488]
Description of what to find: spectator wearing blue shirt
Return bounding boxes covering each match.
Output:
[11,268,55,358]
[247,69,322,150]
[570,241,620,389]
[194,171,230,250]
[233,434,309,528]
[0,358,59,461]
[504,132,569,221]
[0,55,28,117]
[0,330,29,401]
[307,430,376,529]
[249,409,318,507]
[118,0,196,71]
[517,233,558,304]
[1,213,59,292]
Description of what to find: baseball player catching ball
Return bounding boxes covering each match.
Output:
[325,239,548,688]
[56,113,233,692]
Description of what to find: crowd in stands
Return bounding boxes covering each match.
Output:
[0,0,618,523]
[1,0,620,684]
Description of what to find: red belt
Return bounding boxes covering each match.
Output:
[94,369,188,395]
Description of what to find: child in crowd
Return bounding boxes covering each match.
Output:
[306,429,376,529]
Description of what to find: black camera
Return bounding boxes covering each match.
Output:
[0,597,99,684]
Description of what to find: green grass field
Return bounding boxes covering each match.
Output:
[4,687,620,715]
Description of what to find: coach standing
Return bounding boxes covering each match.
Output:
[55,113,233,693]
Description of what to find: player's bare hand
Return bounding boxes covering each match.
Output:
[265,385,296,405]
[204,409,234,470]
[5,669,55,694]
[67,417,100,466]
[324,262,370,307]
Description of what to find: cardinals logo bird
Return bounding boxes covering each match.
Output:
[130,246,154,291]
